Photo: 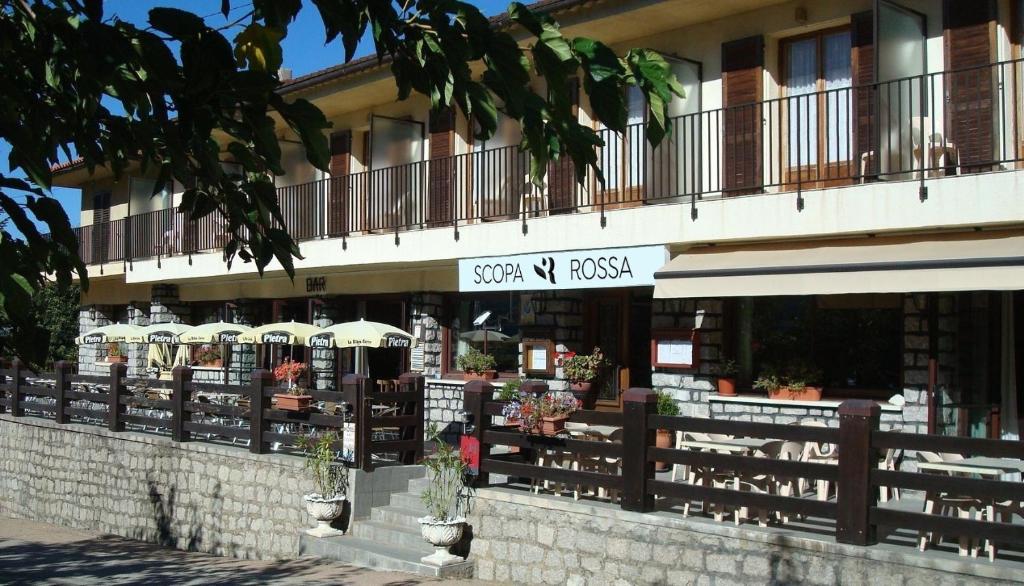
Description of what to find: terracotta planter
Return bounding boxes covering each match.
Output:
[106,355,127,364]
[655,428,673,471]
[569,381,598,410]
[767,386,823,401]
[201,358,223,368]
[463,370,497,381]
[274,393,313,412]
[717,377,737,397]
[536,415,568,436]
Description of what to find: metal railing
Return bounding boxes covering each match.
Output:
[70,58,1024,265]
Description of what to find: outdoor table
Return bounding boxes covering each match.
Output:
[680,437,776,454]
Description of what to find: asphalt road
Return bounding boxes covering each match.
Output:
[0,517,486,586]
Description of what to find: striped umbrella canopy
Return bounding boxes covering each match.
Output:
[308,319,418,350]
[237,321,320,345]
[178,321,253,345]
[75,323,144,345]
[125,322,192,344]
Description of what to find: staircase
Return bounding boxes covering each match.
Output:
[299,467,475,578]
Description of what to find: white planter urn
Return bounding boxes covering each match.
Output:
[418,516,467,566]
[304,494,346,537]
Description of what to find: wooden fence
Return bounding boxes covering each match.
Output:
[0,359,424,470]
[463,381,1024,551]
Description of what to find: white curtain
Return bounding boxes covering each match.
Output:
[1001,292,1019,440]
[787,38,818,168]
[823,32,852,163]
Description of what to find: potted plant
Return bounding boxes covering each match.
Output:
[296,431,348,537]
[196,344,223,367]
[654,390,679,471]
[562,347,606,409]
[457,348,497,381]
[497,378,523,425]
[717,359,738,396]
[107,343,127,363]
[418,423,470,567]
[753,372,783,399]
[780,364,823,401]
[273,359,312,412]
[504,391,580,436]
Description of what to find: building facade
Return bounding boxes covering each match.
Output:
[57,0,1024,439]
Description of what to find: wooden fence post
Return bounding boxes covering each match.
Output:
[621,387,657,513]
[463,380,495,487]
[399,372,425,465]
[108,362,127,432]
[171,365,193,442]
[250,369,273,454]
[836,399,881,546]
[54,361,71,424]
[9,358,24,417]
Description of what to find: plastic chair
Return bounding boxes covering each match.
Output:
[917,451,981,556]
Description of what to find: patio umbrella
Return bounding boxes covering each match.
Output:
[459,330,511,343]
[172,344,190,367]
[178,321,253,345]
[147,342,170,368]
[75,322,144,344]
[308,319,418,350]
[125,322,192,344]
[236,321,320,346]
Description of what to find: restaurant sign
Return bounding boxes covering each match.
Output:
[148,332,178,344]
[458,245,667,292]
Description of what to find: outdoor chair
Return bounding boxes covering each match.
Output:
[533,446,578,498]
[796,421,837,500]
[911,116,959,179]
[878,448,904,503]
[917,451,981,556]
[982,499,1024,562]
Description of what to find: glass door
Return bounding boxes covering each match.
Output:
[597,86,646,208]
[370,116,424,229]
[875,0,927,179]
[782,29,853,187]
[647,57,702,201]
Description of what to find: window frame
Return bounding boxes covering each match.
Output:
[441,292,523,379]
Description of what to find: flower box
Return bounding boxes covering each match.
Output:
[463,370,497,381]
[274,393,313,412]
[536,415,568,436]
[767,386,823,401]
[105,355,127,364]
[201,359,223,368]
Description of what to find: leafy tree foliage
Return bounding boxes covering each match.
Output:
[0,0,682,367]
[0,282,80,368]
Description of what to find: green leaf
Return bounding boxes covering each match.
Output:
[148,7,207,39]
[234,24,285,73]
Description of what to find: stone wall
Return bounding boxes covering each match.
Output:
[410,293,444,378]
[651,298,723,419]
[0,415,316,560]
[467,488,1014,585]
[78,305,112,376]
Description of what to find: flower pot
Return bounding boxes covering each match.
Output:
[274,393,313,412]
[107,355,127,364]
[767,386,823,401]
[717,377,737,397]
[569,382,598,410]
[655,429,673,471]
[463,370,497,381]
[418,516,467,567]
[201,358,223,368]
[537,415,568,436]
[304,493,346,537]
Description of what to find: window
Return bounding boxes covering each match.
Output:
[782,29,853,178]
[445,293,522,375]
[734,295,902,397]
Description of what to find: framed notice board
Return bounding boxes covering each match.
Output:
[522,339,555,376]
[650,329,699,369]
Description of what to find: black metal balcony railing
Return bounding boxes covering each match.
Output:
[73,59,1024,266]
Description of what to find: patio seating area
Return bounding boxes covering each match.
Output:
[464,382,1024,565]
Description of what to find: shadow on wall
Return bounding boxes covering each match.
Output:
[140,480,221,552]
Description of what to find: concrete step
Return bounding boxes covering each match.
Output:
[406,476,430,494]
[388,491,427,511]
[371,504,426,529]
[351,519,435,553]
[299,533,474,579]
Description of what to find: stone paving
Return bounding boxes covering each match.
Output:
[0,517,490,586]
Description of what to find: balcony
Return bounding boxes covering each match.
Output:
[73,59,1024,267]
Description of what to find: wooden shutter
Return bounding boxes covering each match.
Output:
[327,130,351,236]
[944,0,997,172]
[427,107,455,226]
[851,11,876,179]
[722,35,764,195]
[548,78,580,214]
[91,191,111,263]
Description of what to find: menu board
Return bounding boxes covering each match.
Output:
[522,339,555,376]
[650,329,699,369]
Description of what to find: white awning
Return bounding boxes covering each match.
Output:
[654,231,1024,298]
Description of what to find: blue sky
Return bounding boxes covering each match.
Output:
[3,0,509,234]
